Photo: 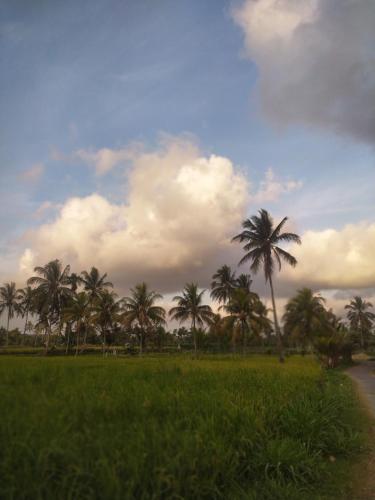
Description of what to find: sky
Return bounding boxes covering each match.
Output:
[0,0,374,320]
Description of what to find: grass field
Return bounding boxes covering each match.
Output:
[0,355,365,499]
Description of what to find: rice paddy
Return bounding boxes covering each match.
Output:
[0,355,365,499]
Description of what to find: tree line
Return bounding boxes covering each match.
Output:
[1,209,374,365]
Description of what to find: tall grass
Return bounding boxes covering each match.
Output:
[0,356,364,499]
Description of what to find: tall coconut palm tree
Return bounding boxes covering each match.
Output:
[27,260,73,353]
[0,282,22,346]
[92,290,121,354]
[283,288,327,352]
[122,283,165,355]
[80,267,113,301]
[232,209,301,362]
[210,265,237,307]
[345,296,375,349]
[18,286,35,343]
[62,292,92,355]
[170,283,213,356]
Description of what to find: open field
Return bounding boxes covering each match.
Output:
[0,355,366,499]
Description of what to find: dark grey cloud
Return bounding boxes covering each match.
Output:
[234,0,375,144]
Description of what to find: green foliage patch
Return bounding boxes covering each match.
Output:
[0,356,364,499]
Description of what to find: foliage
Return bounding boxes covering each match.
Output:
[345,296,375,349]
[232,209,301,362]
[210,265,237,306]
[170,283,214,355]
[121,283,165,354]
[283,288,328,350]
[0,356,364,500]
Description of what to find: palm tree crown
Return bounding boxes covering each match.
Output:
[345,296,375,349]
[92,290,121,353]
[210,265,237,305]
[170,283,213,354]
[28,260,73,323]
[18,286,36,340]
[81,267,113,300]
[122,283,165,354]
[236,273,253,293]
[0,282,22,346]
[283,288,327,349]
[62,292,92,354]
[232,209,301,281]
[222,287,259,350]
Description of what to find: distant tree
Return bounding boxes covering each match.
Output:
[232,209,301,362]
[62,292,92,355]
[283,288,327,352]
[122,283,165,355]
[235,273,253,293]
[92,290,121,354]
[0,282,22,346]
[80,267,113,301]
[345,296,375,350]
[210,265,237,307]
[18,286,35,343]
[252,299,273,342]
[27,260,73,353]
[170,283,214,356]
[67,272,82,293]
[222,288,259,351]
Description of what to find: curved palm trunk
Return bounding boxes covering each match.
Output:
[269,275,284,363]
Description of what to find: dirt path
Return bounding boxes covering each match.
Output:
[347,360,375,499]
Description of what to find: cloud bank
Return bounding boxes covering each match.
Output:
[280,221,375,291]
[233,0,375,144]
[19,138,249,292]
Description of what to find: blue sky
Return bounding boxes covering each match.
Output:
[0,0,374,309]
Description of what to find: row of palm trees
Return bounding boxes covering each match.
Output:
[1,209,373,359]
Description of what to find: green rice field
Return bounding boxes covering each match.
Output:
[0,355,365,499]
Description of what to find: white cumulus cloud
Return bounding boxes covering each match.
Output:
[252,168,302,203]
[18,138,249,292]
[281,221,375,290]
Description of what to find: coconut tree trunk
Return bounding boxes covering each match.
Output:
[102,327,106,356]
[6,310,10,347]
[65,323,71,355]
[139,331,143,355]
[45,323,51,355]
[242,320,246,354]
[359,326,364,350]
[75,323,80,356]
[269,274,284,363]
[22,308,29,345]
[192,317,197,357]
